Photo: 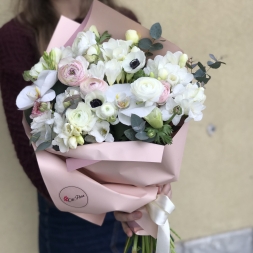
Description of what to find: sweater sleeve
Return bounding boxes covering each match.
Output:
[0,19,51,201]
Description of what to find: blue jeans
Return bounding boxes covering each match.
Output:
[38,193,127,253]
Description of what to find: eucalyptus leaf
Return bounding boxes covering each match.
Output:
[208,61,225,69]
[197,62,206,72]
[36,141,51,151]
[138,38,152,50]
[135,131,149,140]
[131,114,144,128]
[194,68,205,78]
[150,22,162,39]
[63,95,81,103]
[124,129,138,141]
[132,121,146,132]
[149,43,163,51]
[29,132,41,144]
[209,54,217,61]
[69,100,80,109]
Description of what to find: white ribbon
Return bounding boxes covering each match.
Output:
[147,195,175,253]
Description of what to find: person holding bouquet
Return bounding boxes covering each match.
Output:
[0,0,141,252]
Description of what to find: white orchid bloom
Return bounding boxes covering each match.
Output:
[16,70,57,110]
[89,121,114,143]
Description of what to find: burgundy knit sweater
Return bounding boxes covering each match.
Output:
[0,19,51,200]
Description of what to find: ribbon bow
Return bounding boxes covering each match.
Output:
[147,195,175,253]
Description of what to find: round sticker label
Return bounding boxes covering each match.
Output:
[59,186,88,208]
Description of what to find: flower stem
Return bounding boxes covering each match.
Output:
[142,236,145,253]
[150,236,153,252]
[124,236,132,253]
[132,234,139,253]
[165,113,177,124]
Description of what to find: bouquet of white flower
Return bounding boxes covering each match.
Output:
[17,1,225,252]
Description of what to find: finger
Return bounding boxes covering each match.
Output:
[121,222,133,237]
[114,211,142,222]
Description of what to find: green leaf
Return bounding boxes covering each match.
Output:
[131,114,145,128]
[138,38,152,50]
[24,107,33,125]
[99,31,111,44]
[135,131,149,140]
[132,69,146,81]
[110,123,130,141]
[29,132,41,144]
[36,141,51,151]
[124,129,138,141]
[145,52,153,57]
[149,43,163,51]
[150,22,162,39]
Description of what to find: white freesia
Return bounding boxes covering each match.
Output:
[101,38,132,61]
[55,87,81,114]
[16,70,57,110]
[178,54,188,68]
[72,31,97,56]
[30,110,54,146]
[164,63,193,86]
[29,61,45,79]
[164,51,183,65]
[131,77,164,106]
[125,30,140,43]
[122,50,146,74]
[66,102,97,132]
[68,136,78,149]
[89,121,114,143]
[144,55,168,78]
[105,59,122,85]
[88,61,106,79]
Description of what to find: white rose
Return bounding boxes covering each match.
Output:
[130,77,164,106]
[66,102,97,132]
[72,31,97,56]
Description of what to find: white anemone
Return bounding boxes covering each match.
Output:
[122,51,146,74]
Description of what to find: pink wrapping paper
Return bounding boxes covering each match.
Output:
[24,0,189,237]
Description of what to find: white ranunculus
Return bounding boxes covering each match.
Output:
[72,31,97,57]
[105,59,122,85]
[122,51,146,74]
[130,77,164,106]
[66,102,97,132]
[96,102,118,120]
[89,121,114,143]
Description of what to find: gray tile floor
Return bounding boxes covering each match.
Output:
[176,228,253,253]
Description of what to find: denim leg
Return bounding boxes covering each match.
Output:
[38,193,127,253]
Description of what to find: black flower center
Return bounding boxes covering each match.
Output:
[90,99,102,108]
[130,59,140,69]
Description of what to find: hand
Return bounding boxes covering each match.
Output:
[114,211,142,237]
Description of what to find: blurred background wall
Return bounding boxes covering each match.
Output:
[0,0,252,252]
